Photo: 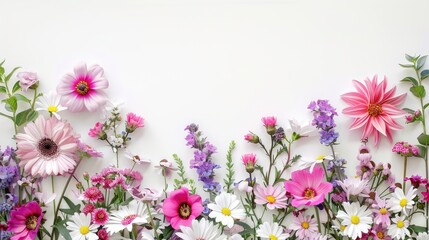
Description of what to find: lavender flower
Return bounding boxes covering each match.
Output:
[308,100,339,145]
[274,127,285,142]
[185,124,221,193]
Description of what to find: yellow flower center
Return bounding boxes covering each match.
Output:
[221,207,231,216]
[179,203,192,219]
[316,155,325,160]
[379,208,388,215]
[80,226,90,235]
[269,234,278,240]
[48,106,58,112]
[399,198,408,208]
[377,231,385,239]
[303,188,316,200]
[397,220,405,228]
[351,215,360,225]
[301,221,310,229]
[340,225,346,231]
[368,103,383,117]
[266,195,276,204]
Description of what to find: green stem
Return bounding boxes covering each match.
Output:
[315,206,322,233]
[146,203,160,239]
[31,89,37,110]
[51,175,56,219]
[403,156,408,192]
[115,148,119,168]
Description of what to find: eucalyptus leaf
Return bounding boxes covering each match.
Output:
[400,77,418,86]
[2,96,17,112]
[399,63,414,68]
[410,85,426,98]
[421,69,429,80]
[417,145,427,159]
[405,54,415,62]
[417,133,429,146]
[417,56,427,70]
[0,86,6,94]
[14,93,31,103]
[402,108,415,114]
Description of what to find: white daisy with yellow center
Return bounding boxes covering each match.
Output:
[208,192,246,228]
[256,222,290,240]
[387,215,410,239]
[35,91,67,120]
[387,187,416,215]
[336,202,373,239]
[66,213,98,240]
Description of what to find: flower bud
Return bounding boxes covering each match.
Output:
[242,153,257,174]
[244,133,259,144]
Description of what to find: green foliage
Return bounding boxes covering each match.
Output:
[418,133,429,146]
[173,154,196,194]
[223,141,236,193]
[410,85,426,98]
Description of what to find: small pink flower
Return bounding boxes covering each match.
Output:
[128,187,161,202]
[97,228,109,240]
[290,214,318,239]
[92,208,109,225]
[17,72,38,91]
[242,153,257,173]
[405,115,414,123]
[392,142,420,157]
[126,112,144,133]
[57,63,109,112]
[262,116,277,127]
[77,140,103,158]
[83,203,96,215]
[254,184,288,210]
[372,195,390,227]
[82,187,104,202]
[162,187,203,230]
[88,122,105,139]
[155,159,178,177]
[284,166,333,207]
[244,133,259,143]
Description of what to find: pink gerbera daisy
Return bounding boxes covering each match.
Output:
[289,214,318,239]
[284,166,333,207]
[341,75,406,146]
[254,183,288,210]
[162,187,203,230]
[7,201,43,240]
[16,116,79,177]
[57,63,109,112]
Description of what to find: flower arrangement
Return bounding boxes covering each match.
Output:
[2,54,429,240]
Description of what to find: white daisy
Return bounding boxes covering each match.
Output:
[417,232,429,240]
[337,178,370,199]
[35,91,67,119]
[256,222,290,240]
[105,200,149,234]
[387,187,416,215]
[289,214,318,239]
[208,192,246,228]
[287,118,317,138]
[336,202,373,239]
[66,213,98,240]
[387,215,410,240]
[176,218,227,240]
[296,155,332,172]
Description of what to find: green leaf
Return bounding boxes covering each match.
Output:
[0,66,4,77]
[52,219,72,240]
[27,110,38,122]
[417,145,427,159]
[401,77,419,86]
[421,69,429,80]
[409,224,427,234]
[399,63,414,68]
[59,208,76,215]
[0,60,5,66]
[2,96,17,112]
[63,196,80,212]
[418,133,429,146]
[417,56,427,70]
[0,86,6,94]
[405,54,415,62]
[5,67,20,83]
[403,108,415,114]
[410,85,426,98]
[15,109,32,126]
[14,93,31,103]
[12,81,21,93]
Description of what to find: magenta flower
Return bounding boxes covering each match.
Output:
[17,72,38,91]
[242,153,257,173]
[341,76,406,146]
[7,201,43,240]
[244,133,259,143]
[162,187,203,230]
[392,142,420,157]
[126,112,144,133]
[284,166,333,207]
[88,122,106,139]
[92,208,109,225]
[254,184,288,210]
[82,186,104,202]
[262,116,277,127]
[57,63,109,112]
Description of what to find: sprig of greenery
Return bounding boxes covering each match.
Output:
[223,141,236,193]
[172,154,196,194]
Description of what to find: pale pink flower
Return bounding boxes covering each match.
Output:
[284,166,332,207]
[17,72,38,91]
[77,141,103,158]
[341,76,406,146]
[81,187,104,202]
[372,195,390,227]
[155,159,178,177]
[126,112,144,132]
[57,63,109,112]
[254,184,288,210]
[88,122,105,139]
[289,214,318,239]
[128,187,161,202]
[16,116,79,177]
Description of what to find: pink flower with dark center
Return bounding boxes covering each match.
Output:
[341,76,406,146]
[7,201,43,240]
[82,187,104,202]
[17,72,38,91]
[162,187,203,230]
[57,63,109,112]
[92,208,109,225]
[126,112,144,133]
[284,166,332,207]
[254,184,288,210]
[83,203,96,215]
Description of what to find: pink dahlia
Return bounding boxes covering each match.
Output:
[254,183,288,210]
[162,187,203,230]
[82,187,104,202]
[57,63,109,112]
[92,208,109,225]
[341,76,406,145]
[284,166,332,207]
[7,201,43,240]
[16,116,79,177]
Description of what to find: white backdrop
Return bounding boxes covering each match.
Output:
[1,0,429,211]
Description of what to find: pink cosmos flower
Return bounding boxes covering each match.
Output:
[284,166,333,207]
[289,214,318,239]
[126,112,144,132]
[17,72,38,91]
[7,201,43,240]
[341,76,406,146]
[254,184,288,210]
[92,208,109,225]
[77,141,103,158]
[372,195,390,227]
[57,63,109,112]
[16,116,79,177]
[162,187,203,230]
[82,187,104,202]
